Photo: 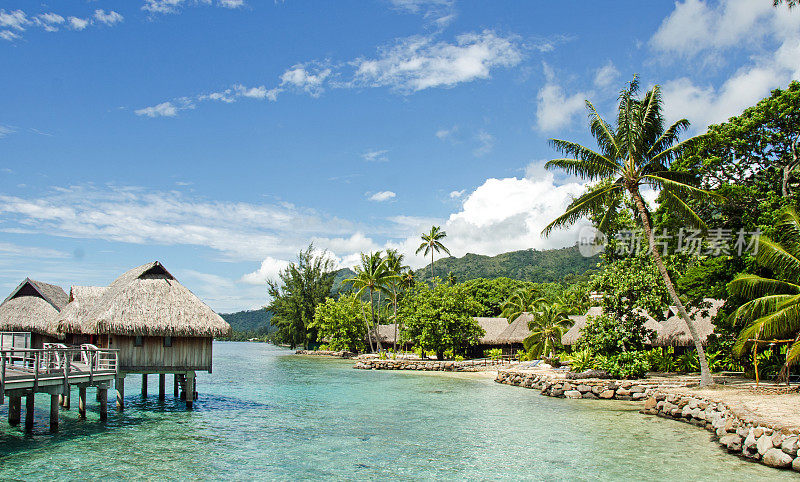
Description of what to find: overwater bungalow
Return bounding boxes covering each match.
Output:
[50,261,231,409]
[0,278,67,348]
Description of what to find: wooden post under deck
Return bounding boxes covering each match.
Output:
[158,374,165,400]
[184,371,195,409]
[99,387,108,422]
[61,389,70,410]
[25,393,34,432]
[173,374,179,397]
[8,395,21,426]
[78,386,87,419]
[116,376,125,411]
[49,394,59,433]
[141,374,148,397]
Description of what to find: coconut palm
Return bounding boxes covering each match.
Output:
[384,249,408,353]
[523,305,573,359]
[542,76,717,386]
[343,252,396,352]
[416,226,451,280]
[730,207,800,378]
[501,288,546,322]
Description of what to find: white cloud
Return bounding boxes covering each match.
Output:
[449,190,464,199]
[240,256,291,285]
[135,101,180,117]
[388,0,456,28]
[361,149,389,162]
[655,0,800,130]
[0,125,15,138]
[352,30,523,92]
[594,60,619,88]
[219,0,245,8]
[67,17,90,31]
[368,191,397,202]
[0,242,69,259]
[0,9,27,31]
[35,13,65,32]
[0,30,20,41]
[535,63,588,132]
[142,0,245,14]
[280,64,331,97]
[473,130,494,157]
[94,10,124,26]
[435,125,458,140]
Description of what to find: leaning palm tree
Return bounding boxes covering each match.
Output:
[523,305,573,359]
[542,76,717,386]
[343,252,396,352]
[416,226,451,280]
[730,207,800,379]
[384,249,408,353]
[501,288,546,322]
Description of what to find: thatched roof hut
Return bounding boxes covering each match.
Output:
[51,286,108,336]
[654,299,725,346]
[373,324,398,345]
[52,262,230,338]
[562,306,602,346]
[0,278,67,334]
[496,313,533,345]
[474,317,510,345]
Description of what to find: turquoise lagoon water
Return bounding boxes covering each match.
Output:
[0,342,793,480]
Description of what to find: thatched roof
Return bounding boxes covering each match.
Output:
[654,299,725,346]
[474,317,510,344]
[561,300,724,347]
[496,313,533,344]
[53,262,230,338]
[0,278,67,334]
[372,324,398,344]
[50,286,108,336]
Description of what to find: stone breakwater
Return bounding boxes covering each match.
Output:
[354,358,508,372]
[295,350,355,358]
[496,369,800,472]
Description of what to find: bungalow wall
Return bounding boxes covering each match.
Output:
[104,335,213,373]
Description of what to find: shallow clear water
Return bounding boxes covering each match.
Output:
[0,342,793,480]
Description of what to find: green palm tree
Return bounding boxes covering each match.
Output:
[344,251,396,352]
[384,249,409,353]
[542,76,717,386]
[501,288,547,322]
[416,226,451,280]
[730,207,800,378]
[523,305,573,359]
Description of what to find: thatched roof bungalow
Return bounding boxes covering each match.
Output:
[496,314,533,345]
[0,278,67,347]
[51,262,230,374]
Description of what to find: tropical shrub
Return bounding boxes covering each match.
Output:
[600,351,651,379]
[310,293,367,352]
[485,348,502,360]
[565,348,596,372]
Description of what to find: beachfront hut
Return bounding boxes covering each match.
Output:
[372,324,399,349]
[466,317,512,357]
[495,314,533,355]
[50,261,231,408]
[0,278,67,348]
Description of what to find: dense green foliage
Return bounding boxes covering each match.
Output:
[399,282,485,359]
[310,294,367,352]
[218,309,276,341]
[414,246,599,284]
[523,305,572,358]
[267,245,337,349]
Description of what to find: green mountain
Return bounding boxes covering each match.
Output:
[220,309,276,335]
[414,245,599,283]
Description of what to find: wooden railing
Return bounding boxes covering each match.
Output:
[0,346,118,404]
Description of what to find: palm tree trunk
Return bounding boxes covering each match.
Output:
[392,289,398,353]
[370,287,382,351]
[631,189,713,387]
[430,250,434,280]
[360,296,375,353]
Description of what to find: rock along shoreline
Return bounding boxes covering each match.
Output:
[495,368,800,472]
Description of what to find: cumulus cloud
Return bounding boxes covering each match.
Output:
[280,64,331,97]
[240,256,291,285]
[654,0,800,130]
[368,191,397,202]
[0,8,122,40]
[68,17,90,31]
[135,102,179,118]
[594,61,619,88]
[361,149,389,163]
[535,63,588,132]
[94,9,124,26]
[449,190,464,199]
[352,30,523,92]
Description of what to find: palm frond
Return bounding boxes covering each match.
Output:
[542,184,622,236]
[756,236,800,280]
[728,274,800,299]
[734,303,800,355]
[727,294,795,326]
[656,191,708,232]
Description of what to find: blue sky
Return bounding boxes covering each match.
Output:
[1,0,798,312]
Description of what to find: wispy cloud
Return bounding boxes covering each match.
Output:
[473,130,494,157]
[388,0,456,29]
[361,149,389,163]
[435,125,458,141]
[534,62,588,132]
[594,60,619,88]
[0,125,15,138]
[368,191,396,202]
[142,0,245,14]
[0,8,123,41]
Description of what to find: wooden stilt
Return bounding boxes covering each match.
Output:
[184,372,195,409]
[141,374,148,397]
[62,388,70,410]
[8,395,21,426]
[173,374,179,397]
[49,394,59,433]
[78,387,87,419]
[158,374,166,400]
[116,376,125,411]
[25,393,34,432]
[99,388,108,422]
